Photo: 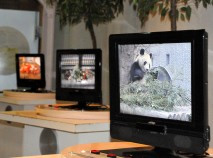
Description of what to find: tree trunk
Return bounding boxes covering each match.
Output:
[170,0,177,31]
[87,20,97,49]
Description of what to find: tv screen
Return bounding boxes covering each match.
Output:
[109,30,210,156]
[56,49,102,110]
[119,42,191,122]
[60,53,96,89]
[16,54,46,91]
[18,56,42,80]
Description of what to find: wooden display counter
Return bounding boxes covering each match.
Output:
[14,155,61,158]
[3,90,55,99]
[0,110,109,133]
[14,142,213,158]
[0,91,57,158]
[61,142,150,154]
[35,104,109,120]
[0,91,110,157]
[0,90,56,105]
[0,110,110,157]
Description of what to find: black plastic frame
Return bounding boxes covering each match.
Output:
[56,49,102,103]
[16,53,46,90]
[109,30,209,153]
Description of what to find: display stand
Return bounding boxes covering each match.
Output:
[3,90,55,99]
[35,104,109,120]
[13,142,213,158]
[0,90,56,158]
[61,142,213,158]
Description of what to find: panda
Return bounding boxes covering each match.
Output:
[130,49,152,82]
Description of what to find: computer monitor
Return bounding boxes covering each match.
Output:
[56,49,102,110]
[16,53,46,92]
[109,30,210,157]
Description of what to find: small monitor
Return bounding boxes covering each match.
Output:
[16,54,46,92]
[109,30,210,156]
[56,49,102,110]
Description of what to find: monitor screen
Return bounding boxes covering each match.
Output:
[60,53,96,89]
[109,30,210,156]
[56,49,102,110]
[16,54,46,91]
[18,56,42,80]
[119,42,191,122]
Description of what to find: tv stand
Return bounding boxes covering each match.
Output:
[60,142,212,158]
[101,147,209,158]
[11,89,53,93]
[60,101,108,111]
[2,89,55,100]
[118,148,182,158]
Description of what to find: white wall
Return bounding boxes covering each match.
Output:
[0,9,39,53]
[53,1,213,147]
[0,9,39,90]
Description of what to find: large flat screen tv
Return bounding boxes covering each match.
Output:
[56,49,102,110]
[109,30,210,157]
[16,54,46,92]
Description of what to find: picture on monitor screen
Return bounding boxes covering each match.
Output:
[119,43,191,122]
[60,54,96,89]
[18,56,41,80]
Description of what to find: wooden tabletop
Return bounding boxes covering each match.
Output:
[15,142,213,158]
[15,142,149,158]
[14,154,61,158]
[0,91,56,105]
[0,111,109,133]
[61,141,150,154]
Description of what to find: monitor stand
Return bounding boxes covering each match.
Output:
[11,88,52,93]
[101,147,208,158]
[59,101,108,111]
[122,148,184,158]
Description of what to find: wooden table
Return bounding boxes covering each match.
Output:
[14,142,149,158]
[0,110,110,157]
[0,110,109,133]
[0,90,55,107]
[14,155,61,158]
[0,92,56,158]
[15,142,213,158]
[61,142,150,154]
[0,92,110,157]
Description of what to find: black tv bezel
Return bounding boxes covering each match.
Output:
[109,30,208,136]
[16,53,46,90]
[56,49,102,103]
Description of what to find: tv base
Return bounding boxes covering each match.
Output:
[10,89,53,93]
[57,101,108,111]
[60,105,108,111]
[35,104,109,120]
[101,147,209,158]
[2,89,55,99]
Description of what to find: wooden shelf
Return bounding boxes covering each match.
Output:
[35,104,109,120]
[3,90,55,100]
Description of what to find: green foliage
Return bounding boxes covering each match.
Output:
[46,0,124,48]
[120,73,191,112]
[129,0,159,26]
[47,0,123,28]
[130,0,213,27]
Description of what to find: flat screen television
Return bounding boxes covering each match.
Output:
[15,53,46,92]
[109,30,210,157]
[56,49,102,110]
